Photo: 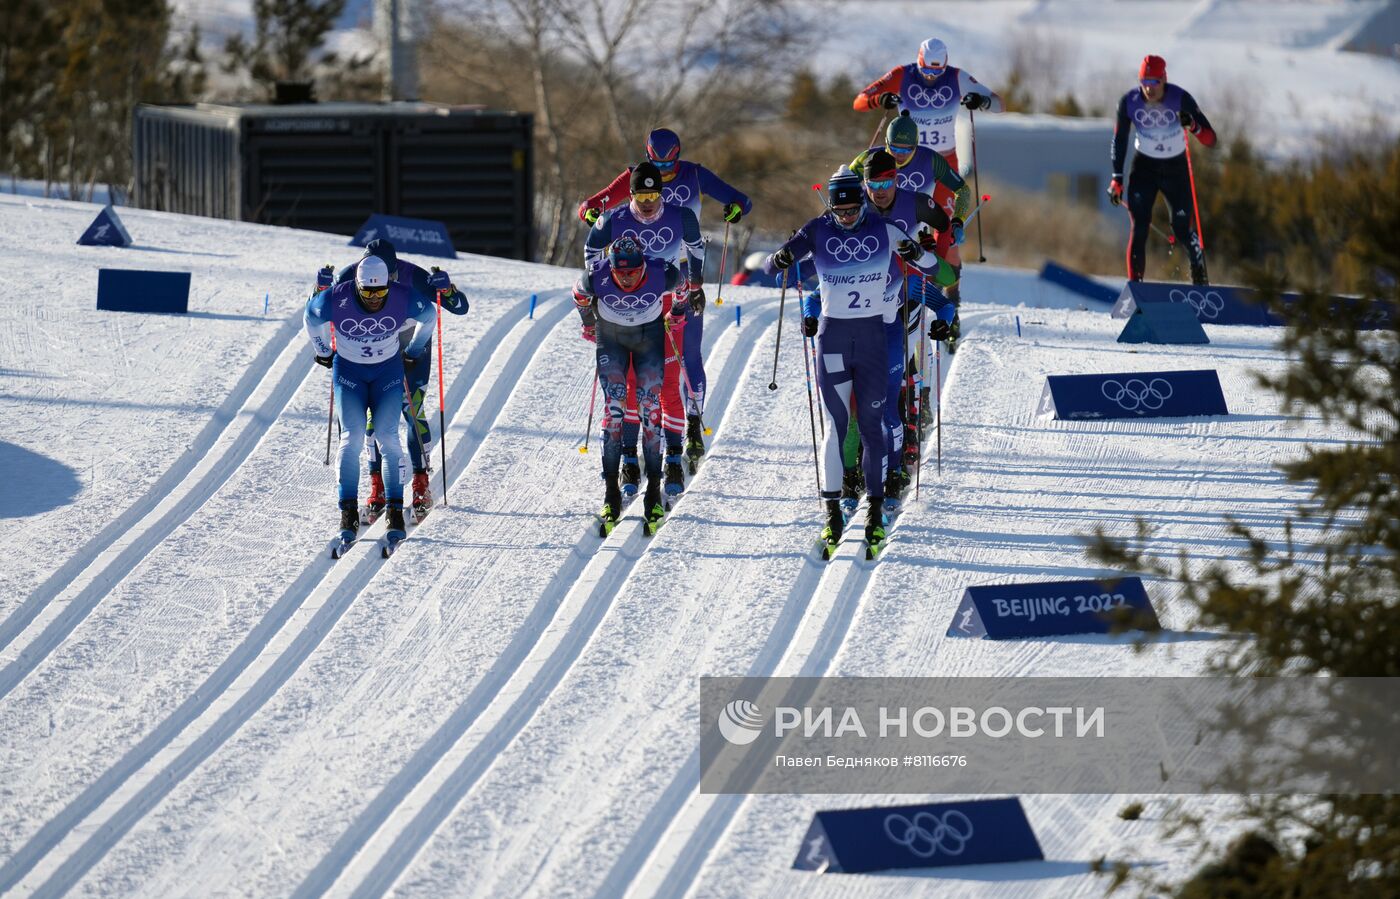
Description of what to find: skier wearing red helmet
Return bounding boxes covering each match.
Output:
[1109,54,1218,285]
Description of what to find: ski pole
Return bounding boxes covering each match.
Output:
[1183,134,1206,256]
[434,285,449,507]
[768,267,788,391]
[915,293,926,502]
[580,358,599,454]
[969,108,986,263]
[713,220,730,306]
[868,112,889,150]
[324,324,336,465]
[935,342,942,477]
[961,193,993,227]
[798,309,821,495]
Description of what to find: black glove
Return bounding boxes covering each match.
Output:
[687,285,706,314]
[1178,110,1194,130]
[877,91,899,110]
[928,318,952,341]
[802,316,819,338]
[314,353,333,368]
[772,247,794,270]
[1107,175,1124,207]
[896,239,923,263]
[723,202,744,224]
[669,296,689,319]
[960,92,989,110]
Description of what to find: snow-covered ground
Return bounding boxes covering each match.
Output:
[0,193,1355,896]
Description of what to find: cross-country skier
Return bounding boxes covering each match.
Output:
[306,255,437,555]
[765,166,939,560]
[1108,54,1216,285]
[578,129,752,464]
[585,162,704,497]
[317,238,467,524]
[805,150,960,516]
[575,237,685,536]
[853,37,1003,170]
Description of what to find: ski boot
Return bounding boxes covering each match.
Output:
[664,452,686,498]
[643,476,666,536]
[944,313,961,356]
[840,467,863,521]
[883,468,910,516]
[684,415,706,474]
[820,499,844,561]
[919,387,933,429]
[332,499,359,559]
[410,469,433,525]
[621,455,641,498]
[362,470,387,525]
[865,502,888,561]
[598,475,622,537]
[382,502,407,557]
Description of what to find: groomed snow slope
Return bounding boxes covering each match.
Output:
[0,195,1351,897]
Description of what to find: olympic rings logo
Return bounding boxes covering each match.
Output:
[898,170,927,192]
[1134,107,1178,129]
[604,290,661,312]
[337,316,397,337]
[883,811,974,858]
[826,235,880,263]
[1101,377,1174,411]
[904,84,955,109]
[662,183,692,204]
[621,227,675,254]
[1167,288,1225,319]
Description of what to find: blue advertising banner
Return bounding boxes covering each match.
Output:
[1040,261,1119,305]
[350,214,457,259]
[947,576,1160,639]
[1038,369,1228,420]
[793,798,1043,873]
[1108,281,1394,331]
[1116,301,1209,344]
[96,269,190,314]
[76,205,132,248]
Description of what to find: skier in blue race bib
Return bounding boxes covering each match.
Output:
[584,162,705,495]
[305,255,437,555]
[578,130,753,465]
[316,239,467,524]
[766,166,940,560]
[1108,55,1217,285]
[801,150,960,518]
[574,236,685,537]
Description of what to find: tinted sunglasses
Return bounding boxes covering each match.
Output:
[864,177,896,190]
[358,285,389,299]
[1140,78,1162,87]
[632,190,662,203]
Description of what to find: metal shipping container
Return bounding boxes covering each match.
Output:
[133,101,533,260]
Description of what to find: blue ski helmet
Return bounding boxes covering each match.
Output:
[607,236,646,273]
[363,238,399,279]
[645,129,682,171]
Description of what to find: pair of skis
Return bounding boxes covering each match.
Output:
[820,500,890,562]
[330,526,404,560]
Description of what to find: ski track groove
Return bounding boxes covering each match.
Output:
[0,310,305,681]
[317,300,774,899]
[620,317,981,899]
[5,291,569,898]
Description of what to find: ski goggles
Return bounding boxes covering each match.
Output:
[358,285,389,299]
[632,190,662,203]
[918,63,946,79]
[1140,78,1162,87]
[888,143,916,158]
[864,177,896,191]
[650,158,677,172]
[831,203,863,220]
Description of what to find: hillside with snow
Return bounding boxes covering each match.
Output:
[0,193,1351,896]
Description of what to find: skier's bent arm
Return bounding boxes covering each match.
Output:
[680,208,706,278]
[402,300,438,358]
[958,71,1003,113]
[854,66,904,111]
